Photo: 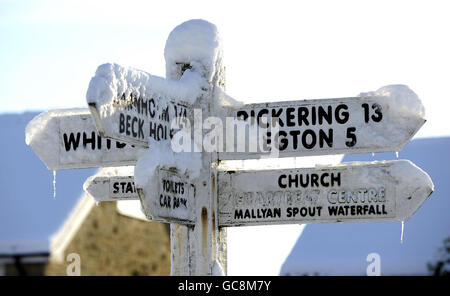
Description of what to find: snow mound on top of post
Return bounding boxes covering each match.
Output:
[86,63,206,107]
[164,19,223,82]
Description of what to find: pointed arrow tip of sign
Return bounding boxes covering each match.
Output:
[83,176,94,193]
[395,160,434,221]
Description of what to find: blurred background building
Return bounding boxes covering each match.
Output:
[0,112,170,276]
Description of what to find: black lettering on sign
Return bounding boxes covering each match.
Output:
[331,173,341,187]
[115,93,159,119]
[286,206,322,218]
[149,122,168,142]
[125,182,135,193]
[174,105,187,119]
[286,108,295,127]
[112,182,136,194]
[327,205,388,216]
[160,194,171,208]
[96,135,102,149]
[234,208,282,220]
[278,172,341,188]
[119,113,125,134]
[318,106,332,125]
[126,115,131,135]
[237,104,353,130]
[271,109,284,127]
[278,174,287,188]
[276,129,335,150]
[161,106,169,122]
[138,118,144,138]
[302,130,316,149]
[298,107,309,126]
[172,197,187,209]
[345,127,357,147]
[277,131,288,151]
[237,110,248,121]
[149,121,157,140]
[335,104,349,124]
[119,182,127,193]
[83,131,95,149]
[311,106,317,125]
[126,117,145,139]
[112,182,119,194]
[173,197,180,209]
[299,174,308,187]
[63,131,129,151]
[162,179,185,195]
[149,99,156,118]
[232,103,396,152]
[310,174,319,187]
[320,173,329,187]
[140,96,148,117]
[158,124,166,140]
[131,117,138,137]
[372,103,382,122]
[289,130,300,149]
[63,132,81,151]
[319,129,333,148]
[116,141,126,149]
[362,103,383,123]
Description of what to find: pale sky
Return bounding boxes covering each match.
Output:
[1,0,450,138]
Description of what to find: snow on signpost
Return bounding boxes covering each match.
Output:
[86,63,202,148]
[25,108,145,170]
[219,85,426,160]
[25,19,435,276]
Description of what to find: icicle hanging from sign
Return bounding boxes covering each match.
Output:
[53,170,56,199]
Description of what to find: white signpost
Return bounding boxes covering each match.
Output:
[218,160,433,226]
[84,175,138,202]
[26,108,145,170]
[26,19,434,276]
[219,96,426,159]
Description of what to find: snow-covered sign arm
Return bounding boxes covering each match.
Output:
[86,63,207,147]
[83,167,138,202]
[218,160,433,227]
[219,85,426,159]
[84,175,138,202]
[25,108,145,170]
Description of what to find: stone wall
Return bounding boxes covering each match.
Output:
[45,202,171,276]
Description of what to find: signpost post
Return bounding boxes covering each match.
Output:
[26,19,434,276]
